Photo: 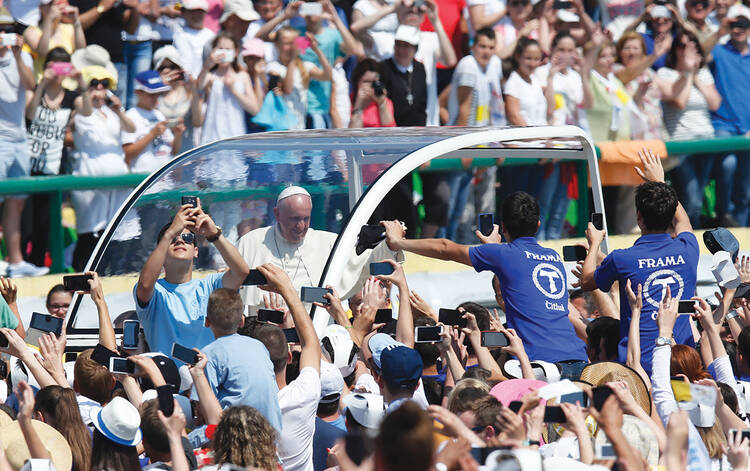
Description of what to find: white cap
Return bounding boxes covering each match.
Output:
[712,251,741,289]
[394,25,420,46]
[220,0,260,23]
[320,360,345,402]
[557,9,580,22]
[182,0,209,10]
[153,45,186,71]
[650,5,671,18]
[342,393,385,429]
[276,185,311,203]
[503,359,560,383]
[321,324,358,377]
[727,4,750,20]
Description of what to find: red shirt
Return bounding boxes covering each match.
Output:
[420,0,467,69]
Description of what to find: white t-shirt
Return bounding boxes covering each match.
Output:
[534,64,584,127]
[266,60,315,130]
[447,54,502,126]
[278,366,321,471]
[353,0,398,60]
[174,26,215,78]
[122,107,175,173]
[466,0,506,35]
[415,31,441,126]
[657,66,715,141]
[504,70,547,126]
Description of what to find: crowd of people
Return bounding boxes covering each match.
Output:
[1,0,750,277]
[0,150,748,471]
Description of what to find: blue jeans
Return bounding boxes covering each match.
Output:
[714,128,747,223]
[122,40,153,109]
[114,62,127,103]
[537,163,570,240]
[671,154,714,227]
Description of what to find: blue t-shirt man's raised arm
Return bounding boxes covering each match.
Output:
[593,232,699,374]
[134,272,224,355]
[469,238,588,363]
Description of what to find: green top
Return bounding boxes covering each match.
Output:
[0,297,19,330]
[588,72,631,142]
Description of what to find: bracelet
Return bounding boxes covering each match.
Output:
[522,440,540,447]
[207,226,222,243]
[727,309,740,320]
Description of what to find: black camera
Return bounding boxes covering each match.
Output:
[372,80,384,97]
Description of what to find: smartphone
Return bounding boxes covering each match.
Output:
[438,308,467,328]
[344,432,371,466]
[370,262,394,276]
[0,33,18,47]
[729,429,750,442]
[470,447,513,464]
[560,391,588,407]
[553,0,573,7]
[165,118,179,128]
[257,308,284,324]
[375,308,392,324]
[591,212,604,231]
[268,74,281,90]
[562,245,587,262]
[595,443,616,459]
[508,401,523,413]
[283,328,300,343]
[415,325,444,343]
[592,385,613,411]
[92,343,120,367]
[678,300,697,314]
[299,1,322,16]
[29,312,64,336]
[157,386,174,417]
[301,286,333,305]
[171,343,198,365]
[543,406,567,423]
[50,61,73,77]
[63,274,93,292]
[0,331,7,348]
[122,320,140,349]
[109,356,135,374]
[65,351,78,362]
[481,331,510,347]
[478,213,494,237]
[181,195,198,208]
[242,269,268,286]
[294,36,311,53]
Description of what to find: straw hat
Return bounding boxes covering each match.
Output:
[71,45,118,89]
[0,420,72,471]
[579,362,651,415]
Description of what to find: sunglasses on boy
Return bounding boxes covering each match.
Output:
[172,232,196,245]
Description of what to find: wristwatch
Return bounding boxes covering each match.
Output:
[727,309,740,320]
[207,226,222,243]
[434,463,448,471]
[655,336,672,347]
[96,4,106,14]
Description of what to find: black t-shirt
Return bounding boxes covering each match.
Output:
[69,0,127,62]
[380,57,427,127]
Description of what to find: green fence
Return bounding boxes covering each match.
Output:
[2,135,748,274]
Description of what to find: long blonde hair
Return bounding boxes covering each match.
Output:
[697,421,726,460]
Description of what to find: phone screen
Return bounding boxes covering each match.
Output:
[478,213,494,237]
[438,308,467,328]
[110,357,135,374]
[257,309,284,324]
[375,308,392,324]
[415,326,443,343]
[181,196,198,208]
[591,212,604,231]
[62,274,93,292]
[562,245,587,262]
[370,262,394,276]
[92,344,119,367]
[300,287,332,304]
[242,269,268,286]
[0,332,8,348]
[29,312,64,335]
[284,328,300,343]
[508,401,523,413]
[678,300,697,314]
[171,343,198,365]
[157,386,174,417]
[122,320,139,349]
[592,386,613,411]
[481,331,509,347]
[543,406,566,423]
[560,391,588,407]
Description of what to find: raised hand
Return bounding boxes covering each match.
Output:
[635,147,665,183]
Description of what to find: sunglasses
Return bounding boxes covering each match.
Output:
[172,232,196,245]
[688,0,708,7]
[509,1,529,5]
[89,78,111,88]
[730,20,750,29]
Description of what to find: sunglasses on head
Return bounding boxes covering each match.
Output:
[89,78,111,88]
[172,232,196,245]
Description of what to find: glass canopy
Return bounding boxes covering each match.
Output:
[67,126,600,336]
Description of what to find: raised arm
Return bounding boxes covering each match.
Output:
[255,0,300,40]
[462,311,506,379]
[375,259,414,347]
[259,263,321,373]
[615,33,671,85]
[136,205,196,305]
[87,271,116,351]
[189,350,223,425]
[624,280,650,388]
[382,220,472,266]
[17,381,51,461]
[307,33,333,82]
[635,147,692,234]
[425,0,457,67]
[0,278,24,337]
[192,199,250,289]
[322,0,364,58]
[467,3,506,32]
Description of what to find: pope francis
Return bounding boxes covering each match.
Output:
[237,186,403,307]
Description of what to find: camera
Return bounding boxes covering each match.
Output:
[372,80,384,97]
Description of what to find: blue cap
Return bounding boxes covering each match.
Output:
[134,70,170,94]
[368,333,400,369]
[380,346,423,389]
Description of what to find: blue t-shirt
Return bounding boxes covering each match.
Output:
[710,42,750,134]
[468,237,588,362]
[134,273,224,356]
[300,26,343,114]
[593,232,699,374]
[312,417,346,471]
[639,32,669,70]
[200,333,282,433]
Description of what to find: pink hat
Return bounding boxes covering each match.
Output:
[241,37,265,57]
[182,0,209,11]
[489,379,547,406]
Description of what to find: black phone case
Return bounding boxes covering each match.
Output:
[63,274,93,292]
[243,269,268,286]
[157,386,174,416]
[258,309,284,324]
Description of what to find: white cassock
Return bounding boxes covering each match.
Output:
[237,223,404,308]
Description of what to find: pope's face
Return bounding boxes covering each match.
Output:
[274,195,312,243]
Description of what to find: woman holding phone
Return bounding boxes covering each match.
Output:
[23,0,86,82]
[267,26,332,130]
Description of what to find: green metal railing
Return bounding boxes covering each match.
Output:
[2,135,748,274]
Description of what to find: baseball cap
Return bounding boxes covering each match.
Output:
[380,346,423,389]
[727,4,750,21]
[320,360,345,403]
[182,0,209,10]
[342,393,385,429]
[368,333,399,369]
[321,324,358,377]
[139,353,180,392]
[241,37,265,57]
[134,70,171,94]
[650,5,671,18]
[153,45,186,71]
[394,25,420,46]
[220,0,260,23]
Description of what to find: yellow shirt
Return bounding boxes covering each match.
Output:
[24,23,76,85]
